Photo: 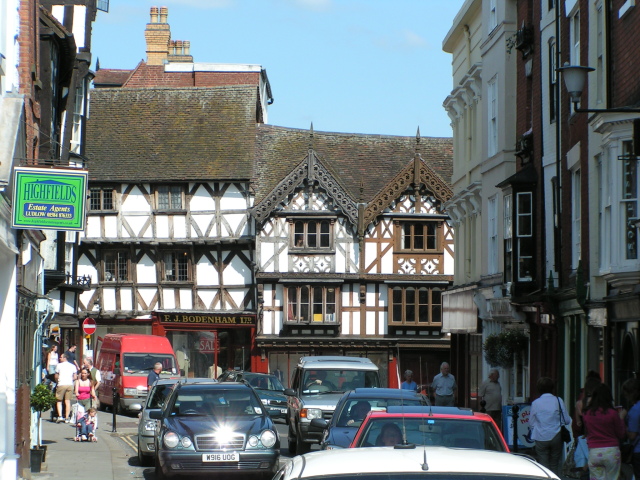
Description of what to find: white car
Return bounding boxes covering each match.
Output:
[273,446,559,480]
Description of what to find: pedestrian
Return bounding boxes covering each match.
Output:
[45,344,59,387]
[529,376,572,476]
[54,353,77,423]
[573,370,601,436]
[64,344,80,370]
[83,356,101,392]
[479,368,502,429]
[621,377,640,480]
[147,362,162,388]
[74,367,95,413]
[582,383,626,480]
[401,370,418,392]
[430,362,457,406]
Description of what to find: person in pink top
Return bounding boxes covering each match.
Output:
[582,383,626,480]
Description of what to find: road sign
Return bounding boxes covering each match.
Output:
[82,318,96,335]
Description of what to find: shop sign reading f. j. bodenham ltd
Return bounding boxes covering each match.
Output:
[12,167,88,231]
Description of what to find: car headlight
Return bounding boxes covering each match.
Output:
[124,386,147,396]
[260,430,277,448]
[163,432,180,449]
[248,435,260,447]
[180,436,193,448]
[261,398,270,405]
[301,408,323,420]
[144,420,156,432]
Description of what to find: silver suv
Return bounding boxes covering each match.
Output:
[284,356,380,454]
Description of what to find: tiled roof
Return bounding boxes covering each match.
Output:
[85,86,258,181]
[92,69,134,87]
[254,124,453,203]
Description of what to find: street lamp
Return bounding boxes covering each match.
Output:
[558,63,640,113]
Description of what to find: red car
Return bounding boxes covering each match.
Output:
[349,406,509,452]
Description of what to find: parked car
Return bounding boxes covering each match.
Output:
[349,406,509,452]
[285,356,381,454]
[217,370,288,420]
[137,378,217,466]
[309,388,430,449]
[96,333,180,413]
[150,380,280,479]
[272,446,559,480]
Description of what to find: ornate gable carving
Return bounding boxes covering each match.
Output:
[250,151,358,226]
[363,156,452,228]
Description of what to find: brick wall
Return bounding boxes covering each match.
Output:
[610,0,640,107]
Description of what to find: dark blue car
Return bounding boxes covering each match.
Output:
[217,370,288,420]
[309,387,429,449]
[150,381,280,479]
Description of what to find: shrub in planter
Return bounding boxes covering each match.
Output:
[483,330,528,369]
[30,383,56,447]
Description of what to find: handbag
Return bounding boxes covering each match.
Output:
[562,439,583,479]
[557,396,571,443]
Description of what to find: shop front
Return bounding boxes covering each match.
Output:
[151,312,257,378]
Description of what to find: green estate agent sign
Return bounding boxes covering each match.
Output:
[12,167,88,231]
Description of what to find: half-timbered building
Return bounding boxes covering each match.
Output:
[81,7,454,388]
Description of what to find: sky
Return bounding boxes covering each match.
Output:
[91,0,465,138]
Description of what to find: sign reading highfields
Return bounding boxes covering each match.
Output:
[12,167,88,231]
[159,313,256,326]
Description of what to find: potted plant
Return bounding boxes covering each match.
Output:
[29,383,56,470]
[483,330,528,369]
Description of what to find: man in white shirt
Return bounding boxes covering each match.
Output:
[55,353,78,422]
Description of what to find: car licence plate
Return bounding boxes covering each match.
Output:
[202,453,238,462]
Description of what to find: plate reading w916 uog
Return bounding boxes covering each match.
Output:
[202,452,238,462]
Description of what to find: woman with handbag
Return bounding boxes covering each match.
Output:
[529,377,572,476]
[582,383,626,480]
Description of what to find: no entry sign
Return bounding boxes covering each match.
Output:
[82,318,96,335]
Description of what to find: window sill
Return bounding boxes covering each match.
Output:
[88,210,117,215]
[153,209,187,215]
[289,249,335,255]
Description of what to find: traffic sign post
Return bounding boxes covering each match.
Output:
[82,318,96,335]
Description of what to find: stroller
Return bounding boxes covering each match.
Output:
[73,403,98,442]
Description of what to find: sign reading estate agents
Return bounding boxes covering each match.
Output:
[12,167,88,231]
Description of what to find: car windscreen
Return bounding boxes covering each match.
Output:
[355,417,506,452]
[336,398,425,427]
[122,353,177,376]
[146,383,175,409]
[302,369,380,393]
[245,374,284,391]
[169,387,265,417]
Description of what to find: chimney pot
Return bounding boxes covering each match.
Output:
[150,6,159,23]
[184,41,190,55]
[160,6,168,23]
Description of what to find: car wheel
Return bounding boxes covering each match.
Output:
[137,438,152,466]
[297,440,310,454]
[287,423,297,455]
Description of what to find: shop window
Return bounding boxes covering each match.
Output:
[104,251,130,282]
[89,186,115,211]
[291,219,333,251]
[286,285,338,323]
[389,286,442,325]
[156,185,184,211]
[397,221,440,252]
[163,251,190,281]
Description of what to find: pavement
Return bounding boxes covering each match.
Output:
[27,409,146,480]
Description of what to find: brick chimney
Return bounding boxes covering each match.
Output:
[145,6,170,65]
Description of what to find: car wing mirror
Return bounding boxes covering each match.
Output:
[309,418,328,430]
[149,410,163,420]
[283,388,295,396]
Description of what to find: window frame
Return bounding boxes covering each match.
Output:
[289,218,335,253]
[503,193,513,284]
[395,220,442,253]
[548,39,557,123]
[162,250,191,282]
[89,185,116,212]
[155,184,185,212]
[516,192,533,282]
[389,285,442,326]
[488,196,498,275]
[103,250,131,283]
[572,168,581,269]
[620,141,638,261]
[285,285,339,324]
[487,77,498,157]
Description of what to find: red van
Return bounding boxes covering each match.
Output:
[96,333,179,413]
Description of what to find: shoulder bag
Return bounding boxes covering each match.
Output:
[558,396,571,443]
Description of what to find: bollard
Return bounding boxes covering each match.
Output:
[111,387,117,433]
[511,404,519,453]
[479,399,486,413]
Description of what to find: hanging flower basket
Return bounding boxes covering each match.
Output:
[483,330,528,369]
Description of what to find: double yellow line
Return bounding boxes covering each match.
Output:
[119,434,138,452]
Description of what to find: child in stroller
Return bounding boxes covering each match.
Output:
[75,407,98,442]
